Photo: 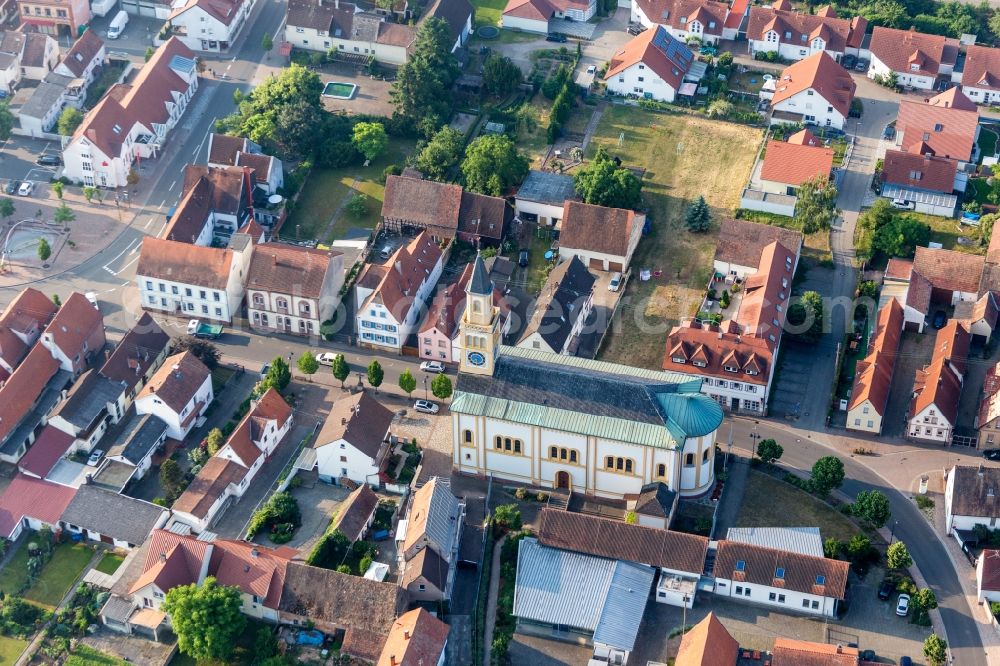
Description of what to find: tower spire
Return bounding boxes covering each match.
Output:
[468,251,492,296]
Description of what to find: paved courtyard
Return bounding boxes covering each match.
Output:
[317,61,395,118]
[80,628,175,666]
[883,330,935,438]
[278,481,349,551]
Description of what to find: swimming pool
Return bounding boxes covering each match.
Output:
[322,82,357,99]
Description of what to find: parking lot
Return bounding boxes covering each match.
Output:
[0,135,63,188]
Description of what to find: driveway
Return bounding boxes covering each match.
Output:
[882,331,935,438]
[496,8,631,75]
[274,481,349,551]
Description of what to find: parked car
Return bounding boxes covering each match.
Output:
[316,352,340,366]
[414,399,439,414]
[586,65,596,74]
[855,58,869,72]
[17,181,33,197]
[260,363,270,379]
[882,125,896,140]
[627,25,645,35]
[518,249,529,267]
[895,593,910,616]
[4,180,18,195]
[900,657,912,666]
[984,449,1000,461]
[877,579,894,600]
[87,449,104,466]
[891,198,914,210]
[379,245,392,260]
[35,154,61,166]
[545,33,567,43]
[933,310,947,329]
[420,361,446,373]
[841,54,857,69]
[860,650,875,661]
[608,272,623,292]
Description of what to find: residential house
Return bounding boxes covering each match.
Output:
[676,612,740,666]
[878,257,933,332]
[746,4,866,63]
[960,44,1000,105]
[17,0,91,38]
[978,362,1000,449]
[354,231,445,353]
[164,164,257,246]
[457,190,512,247]
[772,638,860,665]
[867,26,959,91]
[743,129,834,217]
[332,484,379,543]
[246,243,344,337]
[0,32,23,94]
[978,550,1000,603]
[376,608,449,666]
[502,0,595,33]
[664,222,802,415]
[134,351,213,441]
[559,200,645,272]
[513,537,654,665]
[136,234,254,323]
[0,473,76,540]
[48,370,128,454]
[604,26,697,104]
[908,320,970,443]
[100,312,173,415]
[168,0,250,52]
[0,286,57,379]
[516,255,595,355]
[206,133,284,195]
[911,245,986,305]
[380,176,462,242]
[847,298,903,435]
[769,52,855,130]
[630,0,730,45]
[398,477,464,602]
[310,390,394,486]
[19,32,58,79]
[39,291,106,377]
[536,508,708,607]
[17,425,73,479]
[62,38,199,188]
[54,29,105,87]
[172,388,292,531]
[105,413,169,481]
[945,465,1000,541]
[514,169,578,227]
[452,345,724,499]
[955,292,999,343]
[712,540,849,618]
[896,88,979,166]
[59,484,168,549]
[880,146,960,217]
[0,344,70,464]
[19,72,84,136]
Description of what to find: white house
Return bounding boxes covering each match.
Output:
[0,287,57,380]
[960,45,1000,105]
[868,26,958,91]
[62,38,198,188]
[605,26,695,104]
[134,351,212,441]
[746,4,866,63]
[907,320,969,444]
[168,0,249,52]
[713,539,849,618]
[559,201,644,273]
[246,243,344,338]
[769,51,855,130]
[59,485,168,549]
[847,299,904,435]
[516,255,595,355]
[630,0,729,45]
[399,477,464,602]
[207,133,284,196]
[311,391,394,486]
[136,235,253,324]
[19,32,58,80]
[945,465,1000,542]
[514,170,577,227]
[38,291,106,377]
[54,28,105,87]
[502,0,595,34]
[355,231,444,353]
[0,32,25,93]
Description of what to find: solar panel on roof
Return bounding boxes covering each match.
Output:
[169,54,196,74]
[652,27,693,69]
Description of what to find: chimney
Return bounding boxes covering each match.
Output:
[390,657,397,666]
[341,417,347,425]
[251,548,259,558]
[160,552,167,563]
[403,630,410,640]
[836,645,843,654]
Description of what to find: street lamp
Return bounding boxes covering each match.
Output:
[889,519,899,545]
[423,375,428,400]
[750,421,761,459]
[681,593,691,636]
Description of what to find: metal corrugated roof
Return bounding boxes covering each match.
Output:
[725,526,825,558]
[592,561,656,650]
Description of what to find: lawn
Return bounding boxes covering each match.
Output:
[590,106,762,369]
[735,208,832,264]
[211,366,235,393]
[979,126,998,161]
[285,139,416,244]
[0,539,31,598]
[0,539,94,608]
[94,552,125,576]
[916,212,982,253]
[0,635,27,665]
[470,0,506,27]
[65,646,127,666]
[737,469,859,543]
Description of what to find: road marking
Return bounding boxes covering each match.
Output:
[143,217,153,229]
[116,255,139,275]
[192,128,213,161]
[102,238,140,274]
[168,180,177,191]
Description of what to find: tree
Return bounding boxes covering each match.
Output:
[81,187,97,204]
[57,107,83,136]
[367,359,384,393]
[415,127,464,181]
[53,202,75,227]
[36,238,50,262]
[483,53,522,97]
[573,147,642,209]
[978,213,999,249]
[0,102,15,141]
[492,504,522,532]
[787,291,823,341]
[297,351,319,381]
[864,0,907,28]
[352,121,388,163]
[431,372,453,400]
[159,459,184,499]
[51,181,63,200]
[461,134,529,196]
[51,294,61,307]
[912,588,938,624]
[852,489,891,528]
[755,438,783,464]
[399,369,416,397]
[163,577,246,662]
[810,456,845,496]
[126,169,139,186]
[794,175,838,234]
[346,193,368,217]
[872,215,930,258]
[923,633,948,666]
[707,98,734,118]
[332,354,350,388]
[261,33,273,53]
[204,428,225,456]
[685,195,711,233]
[144,46,154,62]
[261,357,291,394]
[886,541,913,571]
[390,17,460,137]
[823,537,841,559]
[0,197,13,221]
[846,533,871,561]
[173,336,220,370]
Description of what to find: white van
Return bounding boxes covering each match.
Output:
[107,10,128,39]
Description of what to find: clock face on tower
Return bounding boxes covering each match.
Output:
[467,351,486,367]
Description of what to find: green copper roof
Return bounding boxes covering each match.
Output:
[657,393,724,438]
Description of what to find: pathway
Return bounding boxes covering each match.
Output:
[316,176,361,245]
[712,456,749,538]
[481,533,506,666]
[580,101,606,153]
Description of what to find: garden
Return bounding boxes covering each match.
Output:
[0,530,94,609]
[247,492,302,545]
[304,528,380,576]
[386,440,422,486]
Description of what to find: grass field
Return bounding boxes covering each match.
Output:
[94,552,125,576]
[979,127,998,161]
[470,0,506,27]
[917,212,981,253]
[737,469,859,543]
[285,140,416,244]
[65,646,127,666]
[591,106,762,369]
[0,539,94,608]
[0,636,27,664]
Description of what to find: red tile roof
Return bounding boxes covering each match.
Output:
[981,550,1000,592]
[911,356,963,425]
[772,638,859,666]
[0,287,56,372]
[381,176,462,237]
[632,0,729,37]
[560,200,637,258]
[715,540,850,599]
[356,231,443,322]
[606,26,692,92]
[60,29,103,78]
[45,291,105,362]
[420,263,471,337]
[172,456,245,519]
[848,298,903,416]
[137,351,210,415]
[884,258,913,281]
[724,0,747,29]
[912,246,985,295]
[137,237,235,290]
[747,6,866,54]
[897,91,979,162]
[930,86,978,111]
[869,26,958,77]
[736,240,798,347]
[315,391,394,460]
[770,51,856,118]
[963,45,1000,92]
[714,218,802,269]
[881,149,957,194]
[933,318,971,376]
[0,344,60,446]
[663,320,772,385]
[376,608,450,666]
[333,485,380,542]
[18,425,73,478]
[170,0,246,26]
[0,473,76,538]
[503,0,588,19]
[223,388,291,467]
[760,139,834,186]
[676,612,739,666]
[246,243,341,300]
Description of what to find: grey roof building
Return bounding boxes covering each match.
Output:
[515,170,578,208]
[60,484,167,547]
[517,255,596,355]
[51,369,125,432]
[108,413,168,466]
[513,537,654,653]
[725,526,825,558]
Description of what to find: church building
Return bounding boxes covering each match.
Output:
[451,255,724,499]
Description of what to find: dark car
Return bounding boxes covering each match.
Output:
[545,33,567,43]
[35,154,61,166]
[5,180,19,195]
[855,58,869,72]
[841,54,857,69]
[900,657,912,666]
[984,449,1000,461]
[518,249,529,267]
[882,125,896,140]
[860,650,875,661]
[933,310,947,329]
[877,579,894,600]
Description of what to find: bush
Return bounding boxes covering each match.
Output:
[247,492,301,539]
[381,164,402,184]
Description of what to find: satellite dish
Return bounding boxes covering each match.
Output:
[268,194,283,205]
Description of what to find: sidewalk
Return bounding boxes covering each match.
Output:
[481,534,506,666]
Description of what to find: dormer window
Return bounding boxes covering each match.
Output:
[724,365,739,373]
[735,560,746,571]
[746,368,758,376]
[679,16,686,23]
[784,31,791,39]
[816,575,826,585]
[910,64,919,72]
[672,356,686,364]
[775,567,785,579]
[112,124,122,134]
[934,123,943,132]
[693,359,707,368]
[708,20,715,28]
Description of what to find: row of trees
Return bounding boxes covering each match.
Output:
[293,351,454,400]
